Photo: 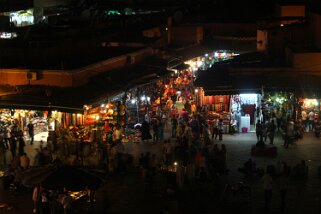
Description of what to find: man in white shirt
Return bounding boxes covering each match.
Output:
[144,113,151,124]
[308,110,315,131]
[301,110,307,131]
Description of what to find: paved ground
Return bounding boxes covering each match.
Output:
[1,130,321,213]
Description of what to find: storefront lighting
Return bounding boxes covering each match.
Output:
[176,91,181,95]
[314,100,319,106]
[197,61,202,67]
[141,96,146,101]
[131,99,136,104]
[77,114,82,117]
[106,104,109,109]
[96,116,100,120]
[84,105,90,110]
[174,162,178,166]
[205,53,208,57]
[195,89,198,93]
[50,121,55,131]
[101,104,105,107]
[147,97,151,102]
[214,52,219,57]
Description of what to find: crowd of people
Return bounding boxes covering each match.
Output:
[255,107,314,148]
[1,74,320,213]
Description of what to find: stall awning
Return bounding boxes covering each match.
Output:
[0,93,84,113]
[198,66,321,97]
[205,88,262,96]
[171,63,190,71]
[0,57,173,112]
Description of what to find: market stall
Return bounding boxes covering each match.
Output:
[198,91,261,132]
[206,111,232,134]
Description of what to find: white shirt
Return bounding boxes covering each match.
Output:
[308,111,315,121]
[5,127,11,138]
[144,114,151,123]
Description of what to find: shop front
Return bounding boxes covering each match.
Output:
[298,98,320,123]
[184,50,239,72]
[198,88,261,133]
[233,94,261,132]
[0,108,84,144]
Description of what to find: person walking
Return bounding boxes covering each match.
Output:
[27,121,35,145]
[152,119,159,144]
[262,169,273,210]
[301,110,308,132]
[218,119,224,141]
[158,119,164,142]
[276,108,283,132]
[268,120,276,145]
[278,170,289,211]
[256,120,263,141]
[10,136,17,158]
[4,125,11,149]
[18,135,26,156]
[308,110,315,132]
[171,116,178,138]
[141,120,152,142]
[212,119,219,141]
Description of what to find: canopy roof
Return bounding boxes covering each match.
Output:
[0,59,172,113]
[195,52,321,98]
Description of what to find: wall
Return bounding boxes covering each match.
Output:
[264,25,308,57]
[143,27,162,38]
[0,69,73,86]
[73,55,128,87]
[0,48,154,87]
[257,30,268,51]
[308,12,321,49]
[276,5,305,17]
[291,52,321,71]
[276,4,305,25]
[203,23,257,37]
[171,26,203,45]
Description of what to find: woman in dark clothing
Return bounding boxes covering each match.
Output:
[18,137,26,156]
[141,120,152,142]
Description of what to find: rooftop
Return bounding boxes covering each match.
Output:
[0,57,172,112]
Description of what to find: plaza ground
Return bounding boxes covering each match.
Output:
[1,130,321,214]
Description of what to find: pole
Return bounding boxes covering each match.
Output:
[136,100,139,123]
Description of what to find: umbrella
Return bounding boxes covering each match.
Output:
[22,165,106,191]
